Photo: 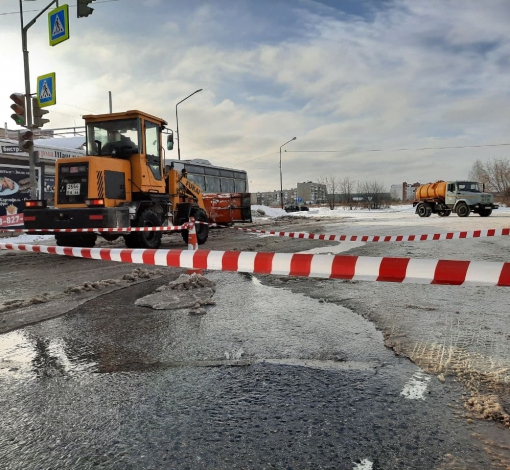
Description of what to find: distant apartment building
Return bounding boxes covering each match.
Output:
[390,182,421,201]
[253,181,326,207]
[253,189,296,207]
[296,181,327,204]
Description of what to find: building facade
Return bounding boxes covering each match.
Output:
[0,135,85,227]
[390,182,421,201]
[296,181,327,205]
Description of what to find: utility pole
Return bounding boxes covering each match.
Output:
[18,0,60,199]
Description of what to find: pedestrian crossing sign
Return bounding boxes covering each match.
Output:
[48,4,69,46]
[37,73,56,107]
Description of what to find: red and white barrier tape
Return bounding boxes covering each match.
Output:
[221,225,510,242]
[1,242,509,286]
[4,222,510,243]
[0,224,188,234]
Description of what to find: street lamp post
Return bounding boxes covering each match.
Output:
[279,137,297,209]
[175,89,202,160]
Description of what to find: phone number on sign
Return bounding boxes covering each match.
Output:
[0,214,23,226]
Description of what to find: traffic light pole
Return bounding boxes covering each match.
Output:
[19,0,58,199]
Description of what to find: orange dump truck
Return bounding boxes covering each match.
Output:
[412,180,498,217]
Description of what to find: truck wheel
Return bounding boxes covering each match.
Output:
[416,204,431,217]
[478,208,492,217]
[123,209,162,249]
[437,210,451,217]
[181,208,209,245]
[55,233,97,248]
[456,203,470,217]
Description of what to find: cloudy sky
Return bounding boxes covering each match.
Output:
[2,0,510,193]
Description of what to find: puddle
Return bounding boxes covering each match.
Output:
[0,329,98,378]
[0,271,391,377]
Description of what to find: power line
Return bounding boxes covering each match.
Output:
[0,0,119,16]
[285,142,510,154]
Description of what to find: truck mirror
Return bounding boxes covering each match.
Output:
[167,133,174,151]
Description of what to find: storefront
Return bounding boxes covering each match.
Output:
[0,138,84,227]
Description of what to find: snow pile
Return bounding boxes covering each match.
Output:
[0,233,54,244]
[135,273,216,314]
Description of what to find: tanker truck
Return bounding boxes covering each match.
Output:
[412,180,498,217]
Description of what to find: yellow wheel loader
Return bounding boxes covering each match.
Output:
[24,110,209,248]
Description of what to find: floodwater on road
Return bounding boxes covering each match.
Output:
[0,270,503,469]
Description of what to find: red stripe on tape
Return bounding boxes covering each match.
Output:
[99,248,112,261]
[222,251,241,272]
[253,252,275,274]
[120,250,132,263]
[432,260,470,285]
[63,247,74,256]
[194,250,210,269]
[377,257,410,282]
[330,255,357,279]
[290,254,314,277]
[142,249,157,265]
[497,262,510,286]
[166,250,183,267]
[81,248,93,259]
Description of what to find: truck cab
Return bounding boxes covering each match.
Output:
[445,181,497,217]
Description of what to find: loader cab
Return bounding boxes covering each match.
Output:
[83,110,168,195]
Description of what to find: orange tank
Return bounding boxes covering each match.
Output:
[415,181,447,200]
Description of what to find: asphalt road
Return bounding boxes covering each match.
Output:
[0,213,509,469]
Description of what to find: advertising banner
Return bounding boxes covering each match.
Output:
[0,164,41,227]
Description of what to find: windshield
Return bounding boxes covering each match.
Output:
[86,118,140,156]
[457,181,481,192]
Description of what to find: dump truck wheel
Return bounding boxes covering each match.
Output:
[123,209,162,249]
[181,208,209,245]
[456,203,470,217]
[478,208,492,217]
[416,203,430,217]
[437,210,451,217]
[55,233,97,248]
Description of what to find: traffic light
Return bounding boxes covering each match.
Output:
[32,98,50,128]
[18,129,34,152]
[77,0,95,17]
[10,93,26,126]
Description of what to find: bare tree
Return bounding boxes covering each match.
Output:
[468,159,489,185]
[357,181,370,209]
[339,177,356,210]
[468,157,510,205]
[357,180,387,210]
[317,175,338,209]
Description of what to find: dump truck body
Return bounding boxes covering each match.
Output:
[412,180,498,217]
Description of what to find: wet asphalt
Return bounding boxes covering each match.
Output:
[0,271,496,469]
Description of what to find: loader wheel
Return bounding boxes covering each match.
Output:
[123,209,162,249]
[456,203,470,217]
[478,208,492,217]
[181,208,209,245]
[416,203,431,218]
[55,233,97,248]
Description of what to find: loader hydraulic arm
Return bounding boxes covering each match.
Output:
[178,172,206,210]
